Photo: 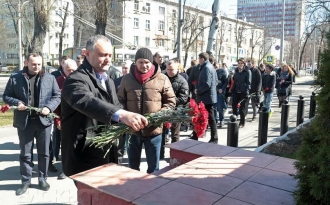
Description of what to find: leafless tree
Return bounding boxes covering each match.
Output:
[57,2,70,60]
[249,29,263,60]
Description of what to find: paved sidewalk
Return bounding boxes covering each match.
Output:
[0,75,315,204]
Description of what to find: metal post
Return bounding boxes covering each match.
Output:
[18,0,23,70]
[280,100,290,135]
[258,107,269,146]
[296,95,305,126]
[279,0,285,64]
[312,29,316,76]
[177,0,183,61]
[227,115,239,147]
[309,92,316,118]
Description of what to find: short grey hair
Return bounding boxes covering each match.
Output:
[86,35,112,51]
[63,59,78,70]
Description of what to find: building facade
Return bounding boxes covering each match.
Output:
[237,0,305,41]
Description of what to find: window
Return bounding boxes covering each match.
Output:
[134,18,139,28]
[172,9,177,18]
[233,48,237,54]
[134,0,139,11]
[227,47,231,54]
[134,36,139,45]
[56,32,60,38]
[159,6,165,15]
[158,39,164,47]
[55,21,59,27]
[7,43,17,49]
[55,43,59,48]
[145,37,150,46]
[145,3,150,13]
[145,20,150,30]
[199,16,204,24]
[59,22,62,27]
[158,20,164,31]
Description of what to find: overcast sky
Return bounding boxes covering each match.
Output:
[185,0,237,17]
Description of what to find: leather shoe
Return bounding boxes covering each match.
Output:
[57,172,67,180]
[16,183,30,196]
[39,180,50,191]
[48,163,58,172]
[208,139,218,144]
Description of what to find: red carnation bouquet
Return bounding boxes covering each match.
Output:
[0,104,59,119]
[88,99,208,155]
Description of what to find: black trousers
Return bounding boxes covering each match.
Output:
[17,119,51,184]
[160,123,181,157]
[232,93,248,125]
[191,103,218,142]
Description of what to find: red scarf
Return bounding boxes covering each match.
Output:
[134,65,155,84]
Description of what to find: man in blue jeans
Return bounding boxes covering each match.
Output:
[262,64,276,115]
[117,48,176,173]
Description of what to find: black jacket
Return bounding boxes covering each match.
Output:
[196,61,217,104]
[61,58,122,176]
[107,65,122,80]
[187,65,201,99]
[262,72,276,93]
[250,67,262,94]
[51,66,64,79]
[216,68,228,92]
[232,67,252,95]
[165,72,189,106]
[3,68,61,130]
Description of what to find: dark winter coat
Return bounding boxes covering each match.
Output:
[51,66,64,79]
[232,67,252,95]
[60,58,122,176]
[250,67,262,94]
[262,71,276,93]
[216,68,228,92]
[3,68,61,130]
[165,72,189,106]
[196,61,217,104]
[107,65,122,80]
[276,71,292,96]
[187,65,201,99]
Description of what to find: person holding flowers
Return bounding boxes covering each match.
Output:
[117,47,176,174]
[190,52,218,144]
[60,35,148,178]
[2,53,61,195]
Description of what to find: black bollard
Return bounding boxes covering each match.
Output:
[227,115,239,147]
[280,100,290,136]
[258,107,269,146]
[309,92,316,119]
[296,95,305,126]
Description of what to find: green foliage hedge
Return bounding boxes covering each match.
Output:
[294,30,330,204]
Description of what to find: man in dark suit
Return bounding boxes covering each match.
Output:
[3,53,61,195]
[61,35,148,177]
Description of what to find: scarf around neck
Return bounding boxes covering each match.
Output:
[134,65,155,84]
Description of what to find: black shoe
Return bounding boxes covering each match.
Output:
[16,183,30,196]
[208,139,218,144]
[57,172,67,180]
[38,180,50,191]
[48,163,58,172]
[251,117,256,121]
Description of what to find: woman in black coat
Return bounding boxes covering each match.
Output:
[276,63,294,107]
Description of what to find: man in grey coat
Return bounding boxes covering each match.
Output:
[3,53,61,195]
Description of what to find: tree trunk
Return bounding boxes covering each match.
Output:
[95,0,109,35]
[298,27,316,71]
[28,1,49,53]
[206,0,220,53]
[58,2,69,61]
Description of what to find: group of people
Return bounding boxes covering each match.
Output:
[3,34,297,197]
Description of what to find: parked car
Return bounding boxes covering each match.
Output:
[0,65,9,73]
[44,66,57,73]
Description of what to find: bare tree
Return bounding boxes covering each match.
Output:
[206,0,220,53]
[234,20,246,60]
[249,29,263,60]
[95,0,110,35]
[57,2,69,60]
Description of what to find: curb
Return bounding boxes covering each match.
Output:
[254,118,313,153]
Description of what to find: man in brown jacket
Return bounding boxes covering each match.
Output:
[117,48,176,173]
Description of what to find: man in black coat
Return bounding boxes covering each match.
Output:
[160,60,189,158]
[3,53,61,195]
[61,35,148,177]
[246,59,262,121]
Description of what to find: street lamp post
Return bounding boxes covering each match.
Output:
[18,0,30,70]
[279,0,285,64]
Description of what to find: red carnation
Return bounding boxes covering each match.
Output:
[192,80,198,85]
[189,98,199,116]
[1,104,10,113]
[237,103,241,108]
[164,122,172,129]
[265,87,269,91]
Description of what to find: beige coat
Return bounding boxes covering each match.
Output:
[117,65,176,137]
